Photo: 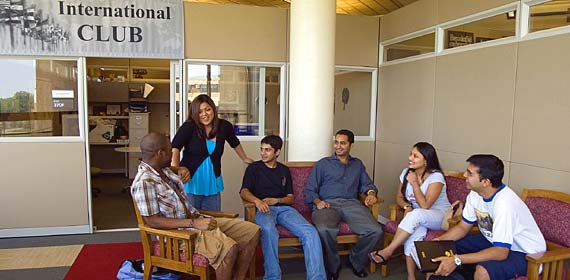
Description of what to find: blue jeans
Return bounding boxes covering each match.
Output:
[255,206,326,280]
[186,193,221,211]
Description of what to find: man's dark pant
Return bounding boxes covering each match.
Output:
[429,233,528,280]
[312,198,383,273]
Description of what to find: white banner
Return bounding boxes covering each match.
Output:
[0,0,183,59]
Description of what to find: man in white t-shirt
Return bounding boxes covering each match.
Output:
[430,154,546,280]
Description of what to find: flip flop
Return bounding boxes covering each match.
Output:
[368,250,389,265]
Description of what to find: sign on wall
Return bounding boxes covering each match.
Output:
[0,0,183,59]
[447,31,474,49]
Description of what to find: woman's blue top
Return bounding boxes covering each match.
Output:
[183,140,224,196]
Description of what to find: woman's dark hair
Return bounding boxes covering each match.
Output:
[188,94,219,139]
[401,142,443,202]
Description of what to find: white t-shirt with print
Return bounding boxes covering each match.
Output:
[400,168,450,211]
[462,185,546,254]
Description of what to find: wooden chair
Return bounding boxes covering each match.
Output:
[381,171,469,277]
[242,161,383,274]
[133,200,255,280]
[520,188,570,280]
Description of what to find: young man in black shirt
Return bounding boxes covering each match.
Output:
[240,135,326,280]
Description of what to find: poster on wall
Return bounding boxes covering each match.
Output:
[0,0,183,59]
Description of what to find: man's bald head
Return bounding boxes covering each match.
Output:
[140,132,171,164]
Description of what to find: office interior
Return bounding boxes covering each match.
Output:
[0,0,569,239]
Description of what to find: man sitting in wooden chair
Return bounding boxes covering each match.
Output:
[131,132,260,280]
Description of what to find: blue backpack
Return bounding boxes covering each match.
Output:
[117,259,181,280]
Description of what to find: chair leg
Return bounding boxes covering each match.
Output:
[381,233,394,277]
[370,261,376,273]
[381,264,389,277]
[248,253,256,280]
[143,264,153,280]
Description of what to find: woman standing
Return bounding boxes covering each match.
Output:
[172,94,253,211]
[369,142,450,280]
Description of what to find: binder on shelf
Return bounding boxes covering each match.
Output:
[128,87,148,113]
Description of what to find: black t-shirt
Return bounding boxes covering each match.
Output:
[241,161,293,201]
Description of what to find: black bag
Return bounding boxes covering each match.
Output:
[117,259,181,280]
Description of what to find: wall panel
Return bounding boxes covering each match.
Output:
[511,34,570,172]
[184,2,287,61]
[374,141,411,216]
[438,0,517,24]
[0,143,88,228]
[380,0,437,42]
[336,14,379,67]
[378,57,436,145]
[433,43,517,160]
[508,163,570,195]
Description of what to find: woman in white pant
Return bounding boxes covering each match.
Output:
[369,142,450,280]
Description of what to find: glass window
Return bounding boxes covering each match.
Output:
[333,68,374,137]
[383,32,435,62]
[444,11,516,49]
[186,63,281,136]
[0,59,80,137]
[529,0,570,32]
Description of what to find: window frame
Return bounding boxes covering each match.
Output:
[379,27,437,66]
[437,2,519,56]
[520,0,570,41]
[183,59,286,141]
[0,56,87,143]
[334,65,378,141]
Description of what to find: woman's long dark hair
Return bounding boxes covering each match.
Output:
[188,94,219,139]
[401,142,442,202]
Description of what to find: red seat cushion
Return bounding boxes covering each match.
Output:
[151,241,209,267]
[290,166,313,216]
[383,220,399,234]
[445,175,469,204]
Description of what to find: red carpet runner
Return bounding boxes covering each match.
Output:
[65,242,264,279]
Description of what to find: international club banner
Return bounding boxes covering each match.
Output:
[0,0,183,58]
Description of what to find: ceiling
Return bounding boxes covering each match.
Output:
[185,0,419,16]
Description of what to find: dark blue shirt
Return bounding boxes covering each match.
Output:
[305,155,377,205]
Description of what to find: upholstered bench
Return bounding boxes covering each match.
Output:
[242,161,383,274]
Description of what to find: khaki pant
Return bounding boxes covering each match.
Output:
[195,218,259,269]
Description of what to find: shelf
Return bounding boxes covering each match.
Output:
[90,115,128,119]
[87,64,170,84]
[130,78,170,84]
[90,142,129,146]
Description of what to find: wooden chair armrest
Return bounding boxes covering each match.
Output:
[388,204,404,221]
[242,199,257,222]
[242,200,256,209]
[199,209,239,218]
[526,248,570,264]
[358,193,384,204]
[358,193,382,218]
[525,248,570,280]
[139,225,199,240]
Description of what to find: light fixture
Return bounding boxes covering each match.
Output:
[506,11,516,20]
